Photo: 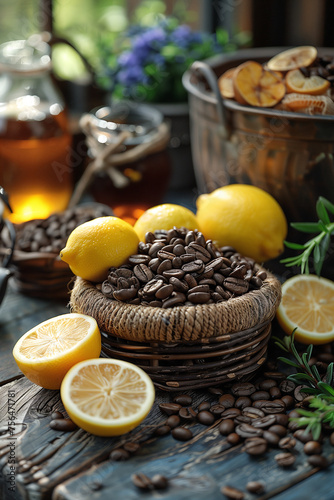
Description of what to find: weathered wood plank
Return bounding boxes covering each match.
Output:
[0,287,68,384]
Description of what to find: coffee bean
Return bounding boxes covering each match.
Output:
[166,415,181,428]
[134,264,153,283]
[281,395,294,409]
[169,277,189,293]
[268,425,287,437]
[269,386,282,399]
[159,403,182,416]
[224,277,249,295]
[162,292,186,308]
[123,442,140,454]
[173,394,192,406]
[221,408,242,419]
[275,452,296,467]
[274,414,289,427]
[210,404,225,417]
[171,427,193,441]
[246,481,265,494]
[304,441,322,455]
[219,419,235,436]
[128,254,150,265]
[113,287,138,301]
[235,397,252,410]
[151,474,169,490]
[188,291,211,304]
[262,430,280,446]
[179,407,196,420]
[236,423,263,438]
[49,418,78,432]
[227,432,241,445]
[219,394,236,408]
[198,401,211,412]
[251,391,270,401]
[294,429,322,444]
[279,380,296,394]
[231,383,256,397]
[110,448,130,461]
[155,425,171,436]
[252,415,277,429]
[242,407,265,419]
[143,279,164,295]
[132,473,152,490]
[294,385,308,401]
[307,455,329,469]
[156,284,173,299]
[242,437,267,455]
[263,371,286,381]
[184,273,198,288]
[279,437,296,450]
[208,387,224,395]
[220,485,244,499]
[259,379,277,391]
[51,411,64,420]
[197,410,215,426]
[253,399,286,414]
[182,259,205,273]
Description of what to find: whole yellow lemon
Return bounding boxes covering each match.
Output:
[133,204,198,241]
[60,216,139,282]
[196,185,288,262]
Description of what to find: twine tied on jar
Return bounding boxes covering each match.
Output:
[68,112,171,208]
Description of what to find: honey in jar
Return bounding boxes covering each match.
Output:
[0,36,72,223]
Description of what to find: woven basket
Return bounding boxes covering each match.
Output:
[70,270,281,390]
[0,203,113,300]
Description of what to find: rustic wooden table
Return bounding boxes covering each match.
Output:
[1,276,334,500]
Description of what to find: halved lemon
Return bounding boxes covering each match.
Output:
[276,275,334,344]
[60,359,155,436]
[267,46,317,72]
[285,69,330,95]
[13,314,101,389]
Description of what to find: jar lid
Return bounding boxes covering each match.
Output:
[0,35,51,74]
[89,101,164,145]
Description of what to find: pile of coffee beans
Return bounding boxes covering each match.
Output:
[13,204,112,254]
[100,227,267,308]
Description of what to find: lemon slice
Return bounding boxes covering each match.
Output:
[60,359,155,436]
[276,275,334,344]
[285,69,330,95]
[13,313,101,389]
[267,46,317,72]
[218,67,236,98]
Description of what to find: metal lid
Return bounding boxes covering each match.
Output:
[0,34,51,74]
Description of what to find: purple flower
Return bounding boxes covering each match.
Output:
[116,65,149,86]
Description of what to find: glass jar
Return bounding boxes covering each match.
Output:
[0,35,72,224]
[83,102,171,225]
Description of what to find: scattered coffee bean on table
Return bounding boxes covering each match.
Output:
[246,481,265,494]
[49,418,78,432]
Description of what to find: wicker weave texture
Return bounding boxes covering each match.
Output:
[70,270,281,343]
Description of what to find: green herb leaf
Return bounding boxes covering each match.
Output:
[326,363,334,385]
[277,356,300,369]
[319,196,334,215]
[290,222,322,233]
[283,241,306,250]
[316,198,331,225]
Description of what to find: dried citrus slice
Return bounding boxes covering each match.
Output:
[12,314,101,389]
[267,46,317,72]
[218,67,236,98]
[281,93,334,115]
[60,358,155,436]
[285,69,330,95]
[233,61,285,107]
[276,275,334,344]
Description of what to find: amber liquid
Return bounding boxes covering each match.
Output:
[90,150,171,225]
[0,107,72,223]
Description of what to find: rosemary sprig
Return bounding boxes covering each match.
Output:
[274,330,334,439]
[280,196,334,276]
